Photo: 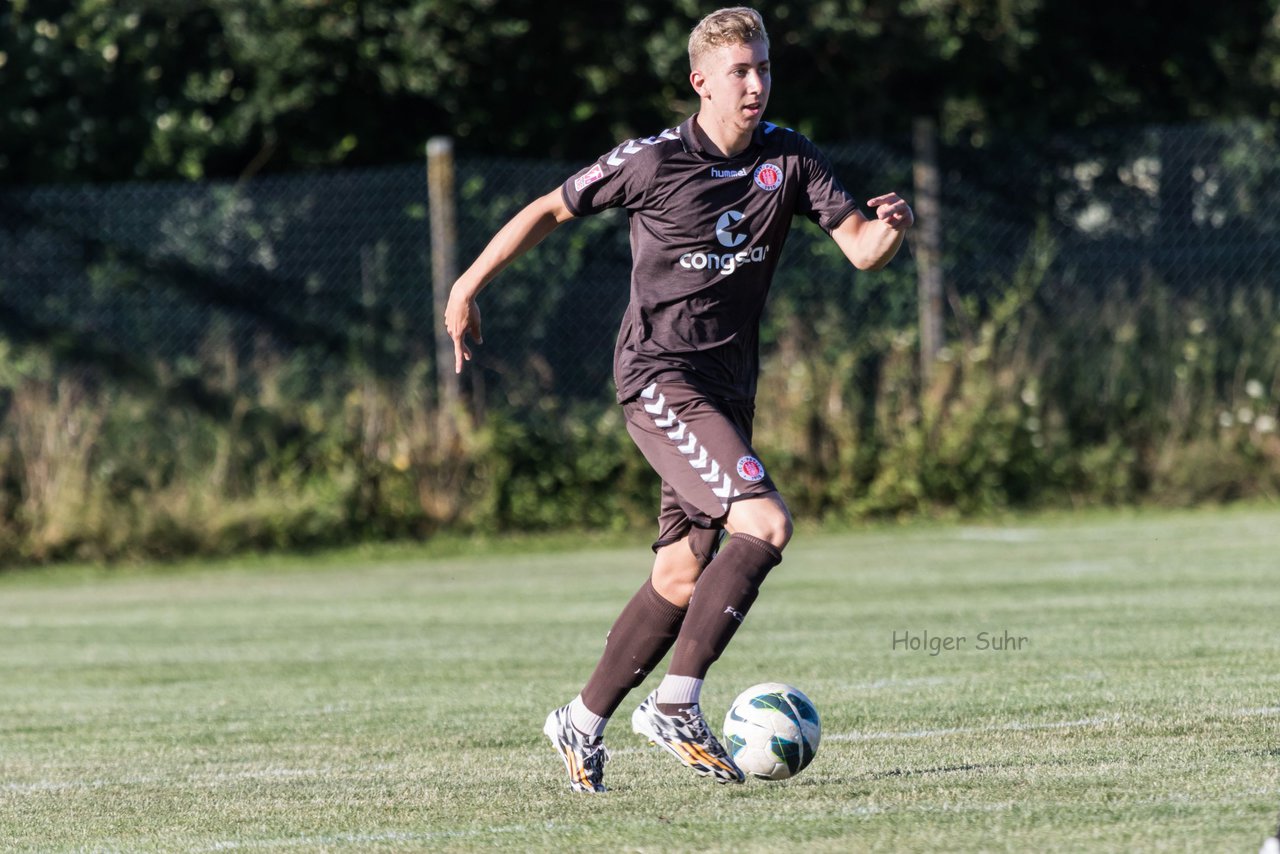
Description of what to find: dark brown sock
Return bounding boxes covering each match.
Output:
[579,578,687,718]
[667,533,782,681]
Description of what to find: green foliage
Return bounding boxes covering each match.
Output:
[0,258,1276,565]
[753,227,1280,523]
[2,95,1279,565]
[0,3,226,182]
[474,404,657,532]
[5,1,1280,183]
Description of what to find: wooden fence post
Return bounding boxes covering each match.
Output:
[427,136,460,432]
[913,117,945,383]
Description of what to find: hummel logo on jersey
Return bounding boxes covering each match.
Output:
[678,209,771,276]
[710,166,749,178]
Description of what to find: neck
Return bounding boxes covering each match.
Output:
[694,111,754,158]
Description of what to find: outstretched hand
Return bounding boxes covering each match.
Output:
[867,193,914,231]
[444,286,483,374]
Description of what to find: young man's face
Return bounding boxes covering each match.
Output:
[692,39,771,137]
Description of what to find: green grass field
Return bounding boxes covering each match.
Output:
[2,507,1278,852]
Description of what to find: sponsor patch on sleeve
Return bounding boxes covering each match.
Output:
[574,163,605,192]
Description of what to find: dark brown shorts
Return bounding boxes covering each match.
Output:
[622,378,777,550]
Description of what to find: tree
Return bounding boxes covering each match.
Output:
[2,0,1278,185]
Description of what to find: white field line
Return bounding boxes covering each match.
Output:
[607,715,1116,756]
[0,765,396,795]
[956,528,1044,543]
[2,707,1272,795]
[852,671,1107,692]
[825,715,1116,742]
[197,792,1265,850]
[827,705,1280,741]
[854,675,957,690]
[196,824,564,852]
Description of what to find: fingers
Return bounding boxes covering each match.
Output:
[452,334,471,374]
[448,314,476,375]
[881,207,912,228]
[866,192,915,230]
[446,294,482,374]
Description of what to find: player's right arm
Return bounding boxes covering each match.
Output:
[445,188,576,374]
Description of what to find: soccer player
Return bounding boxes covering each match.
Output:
[445,6,913,792]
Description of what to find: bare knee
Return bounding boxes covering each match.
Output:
[651,539,703,607]
[725,493,793,550]
[756,505,793,550]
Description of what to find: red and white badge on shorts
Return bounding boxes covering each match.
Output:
[736,455,766,482]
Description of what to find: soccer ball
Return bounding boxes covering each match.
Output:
[722,682,821,780]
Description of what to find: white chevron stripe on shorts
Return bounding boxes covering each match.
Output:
[639,383,742,510]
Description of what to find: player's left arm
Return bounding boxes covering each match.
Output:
[829,192,914,271]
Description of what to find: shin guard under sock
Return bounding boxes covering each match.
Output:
[667,533,782,680]
[579,578,687,719]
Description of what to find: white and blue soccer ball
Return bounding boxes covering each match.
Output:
[723,682,821,780]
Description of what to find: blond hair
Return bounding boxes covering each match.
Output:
[688,7,769,71]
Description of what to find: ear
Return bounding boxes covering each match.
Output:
[690,68,709,98]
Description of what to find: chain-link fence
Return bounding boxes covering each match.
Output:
[0,119,1276,561]
[431,134,915,412]
[5,122,1275,409]
[0,164,432,393]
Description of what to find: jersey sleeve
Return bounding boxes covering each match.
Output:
[795,135,860,233]
[561,139,660,217]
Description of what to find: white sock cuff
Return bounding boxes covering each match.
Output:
[656,674,703,706]
[568,695,609,739]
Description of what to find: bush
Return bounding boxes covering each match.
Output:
[0,271,1276,567]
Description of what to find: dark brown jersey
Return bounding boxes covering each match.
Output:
[562,114,860,403]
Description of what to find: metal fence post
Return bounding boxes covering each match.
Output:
[913,117,944,383]
[427,136,461,432]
